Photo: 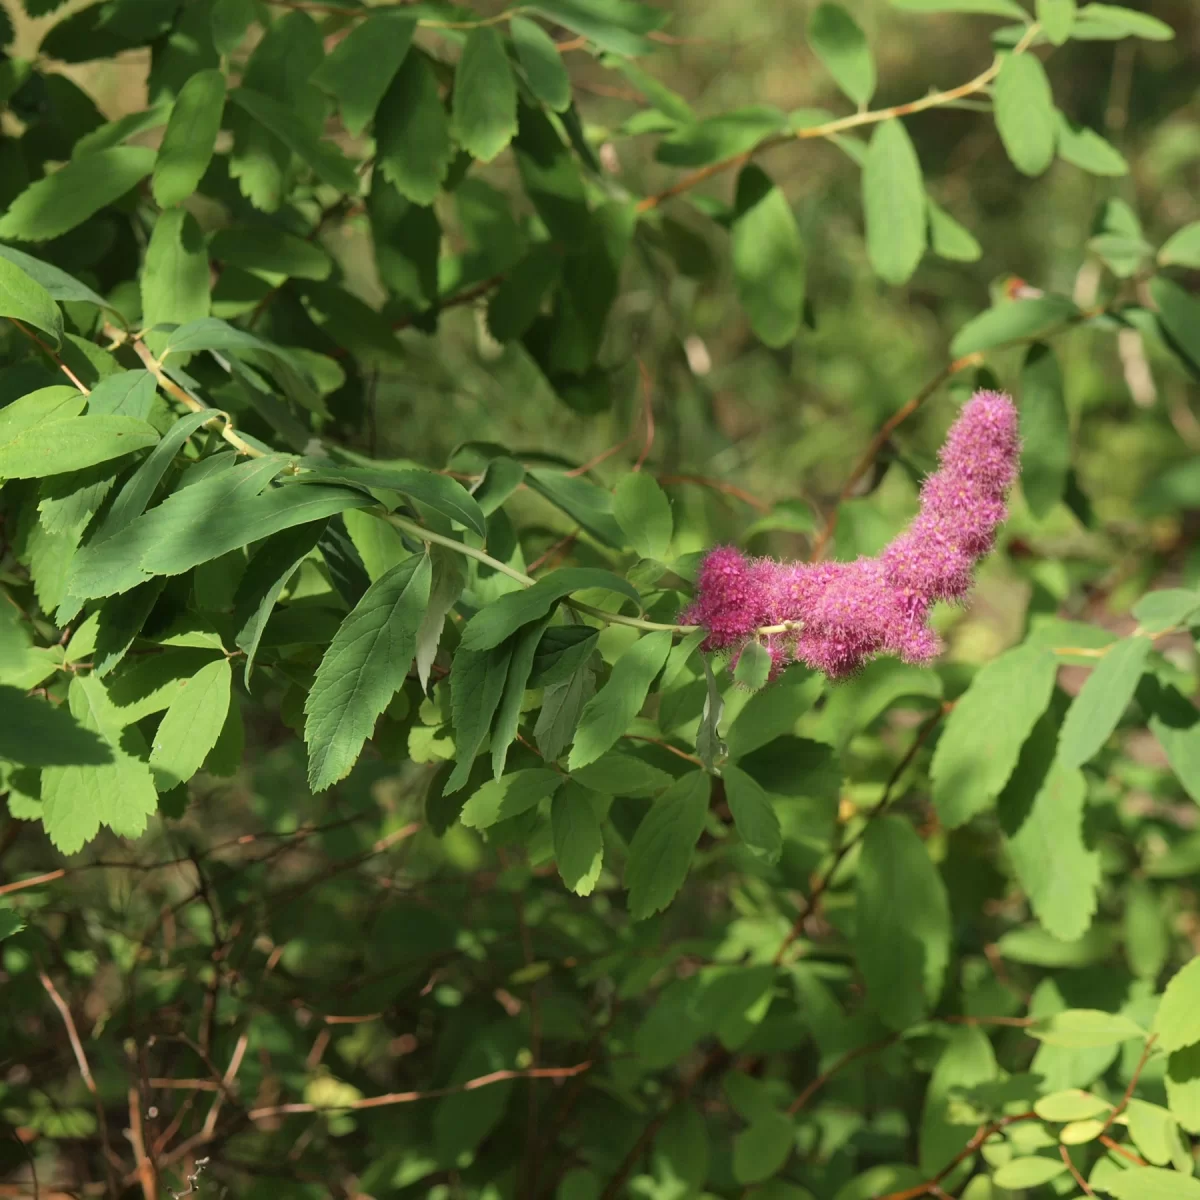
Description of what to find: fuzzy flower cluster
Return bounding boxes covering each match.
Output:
[681,390,1021,679]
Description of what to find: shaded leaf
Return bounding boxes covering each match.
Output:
[149,657,232,789]
[625,770,710,919]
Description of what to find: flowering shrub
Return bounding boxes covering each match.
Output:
[1,1,1200,1198]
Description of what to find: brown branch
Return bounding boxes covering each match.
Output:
[9,319,92,393]
[393,274,504,333]
[1099,1134,1148,1167]
[657,474,771,514]
[1061,1144,1096,1197]
[788,1035,900,1115]
[0,868,66,897]
[128,1087,157,1200]
[808,353,983,562]
[1097,1033,1157,1137]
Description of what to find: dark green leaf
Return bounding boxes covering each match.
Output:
[528,624,598,687]
[552,781,604,894]
[491,615,551,777]
[1020,342,1070,517]
[511,15,571,112]
[569,751,671,797]
[733,642,772,692]
[152,68,225,208]
[376,52,453,206]
[919,1027,998,1174]
[447,642,513,792]
[451,27,517,163]
[0,243,113,311]
[722,764,781,863]
[0,684,110,765]
[311,12,415,138]
[625,770,710,920]
[0,253,63,346]
[535,658,595,761]
[525,468,626,546]
[210,226,332,282]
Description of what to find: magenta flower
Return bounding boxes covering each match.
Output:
[682,390,1020,679]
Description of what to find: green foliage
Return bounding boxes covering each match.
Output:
[2,1,1199,1196]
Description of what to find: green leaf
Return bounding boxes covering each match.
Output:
[447,642,513,792]
[513,101,589,242]
[415,545,465,693]
[569,752,671,796]
[552,781,605,894]
[491,616,550,777]
[1020,343,1070,518]
[535,659,596,761]
[567,630,672,769]
[1159,222,1200,269]
[722,764,781,863]
[529,625,598,687]
[993,53,1056,176]
[1037,0,1076,43]
[148,657,231,790]
[0,414,158,479]
[1154,958,1200,1054]
[451,27,517,163]
[952,294,1079,356]
[460,767,563,829]
[1151,277,1200,379]
[376,52,454,206]
[999,704,1100,941]
[862,119,926,285]
[733,641,772,692]
[0,244,113,312]
[288,465,486,538]
[229,87,360,195]
[311,12,415,138]
[0,146,155,242]
[919,1026,997,1174]
[461,568,641,651]
[1166,1046,1200,1135]
[1075,4,1174,40]
[855,814,951,1029]
[210,226,332,282]
[1035,1090,1112,1122]
[1126,1100,1186,1167]
[807,3,875,107]
[726,669,824,759]
[992,1159,1069,1189]
[525,468,627,547]
[304,553,431,791]
[1124,879,1170,980]
[1056,111,1128,176]
[152,68,224,208]
[511,16,571,112]
[1135,589,1200,634]
[927,198,982,262]
[696,656,726,771]
[1058,636,1151,768]
[613,472,672,561]
[40,674,157,853]
[732,1113,794,1185]
[890,0,1028,12]
[0,907,24,941]
[930,643,1058,827]
[731,165,806,348]
[0,253,63,346]
[234,521,327,685]
[656,106,788,168]
[1030,1009,1148,1048]
[142,209,211,333]
[528,0,665,56]
[0,685,110,765]
[625,770,710,920]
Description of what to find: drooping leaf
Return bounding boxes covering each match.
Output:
[311,12,415,138]
[535,659,596,762]
[511,15,572,112]
[460,767,563,829]
[491,615,551,777]
[0,253,63,346]
[0,243,113,312]
[733,642,772,692]
[722,764,782,863]
[927,197,982,262]
[1075,3,1174,40]
[0,146,155,242]
[855,814,951,1028]
[1057,635,1152,768]
[528,0,665,56]
[930,643,1058,827]
[919,1026,998,1174]
[152,68,225,208]
[625,770,711,920]
[732,1113,795,1185]
[375,51,454,206]
[552,782,605,895]
[415,545,465,693]
[807,2,875,107]
[730,165,806,348]
[525,468,627,546]
[304,552,432,791]
[567,630,672,769]
[93,579,166,677]
[451,27,517,163]
[210,227,333,282]
[1020,342,1070,518]
[861,118,925,285]
[613,472,673,561]
[141,209,211,333]
[529,625,598,687]
[993,53,1057,176]
[569,752,671,797]
[446,641,513,793]
[148,657,232,790]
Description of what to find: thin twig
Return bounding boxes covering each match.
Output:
[1060,1144,1096,1196]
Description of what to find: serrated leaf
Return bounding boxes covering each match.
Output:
[808,3,875,107]
[462,568,642,651]
[0,253,63,346]
[230,87,360,194]
[0,414,158,479]
[568,751,670,797]
[148,657,232,790]
[625,770,710,920]
[722,764,781,863]
[999,702,1100,941]
[447,641,513,792]
[40,674,157,853]
[731,165,806,347]
[460,767,563,829]
[1058,636,1151,768]
[613,472,672,561]
[492,615,551,777]
[376,51,453,206]
[233,520,327,684]
[142,209,211,333]
[0,145,155,242]
[152,68,225,207]
[567,630,672,769]
[862,119,925,285]
[0,685,110,765]
[993,53,1056,176]
[451,27,517,163]
[93,579,166,677]
[1030,1009,1147,1048]
[1154,958,1200,1054]
[511,15,571,112]
[1159,222,1200,269]
[1037,0,1076,42]
[1056,111,1128,175]
[1020,342,1070,517]
[304,552,432,790]
[311,12,415,138]
[535,659,595,761]
[856,814,951,1028]
[930,643,1058,827]
[529,625,598,687]
[552,782,605,894]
